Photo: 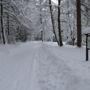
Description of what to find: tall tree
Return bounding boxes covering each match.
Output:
[7,13,10,36]
[39,0,43,41]
[6,13,10,43]
[49,0,58,43]
[76,0,82,47]
[58,0,63,46]
[0,0,6,44]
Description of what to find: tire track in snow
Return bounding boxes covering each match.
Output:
[1,42,90,90]
[37,44,90,90]
[0,42,41,90]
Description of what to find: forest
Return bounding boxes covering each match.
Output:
[0,0,89,47]
[1,0,90,90]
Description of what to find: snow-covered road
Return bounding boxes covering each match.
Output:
[0,42,40,90]
[0,42,90,90]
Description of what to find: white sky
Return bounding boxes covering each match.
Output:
[51,0,65,5]
[51,0,58,4]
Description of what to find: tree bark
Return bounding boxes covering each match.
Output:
[0,0,6,44]
[7,13,10,36]
[7,13,10,43]
[58,0,63,46]
[39,0,44,41]
[40,0,42,24]
[76,0,82,47]
[49,0,58,43]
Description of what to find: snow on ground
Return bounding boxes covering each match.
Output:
[82,27,90,34]
[0,41,90,90]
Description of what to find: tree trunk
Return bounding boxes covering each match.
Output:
[39,0,43,41]
[49,0,58,43]
[40,0,42,24]
[7,13,10,36]
[7,13,10,43]
[0,0,5,44]
[58,0,63,46]
[76,0,82,47]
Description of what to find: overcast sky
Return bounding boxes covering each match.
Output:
[51,0,58,4]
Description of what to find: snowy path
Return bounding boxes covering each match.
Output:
[0,42,90,90]
[0,42,40,90]
[37,44,90,90]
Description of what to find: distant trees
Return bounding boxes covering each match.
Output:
[0,0,20,44]
[0,0,90,46]
[0,0,32,44]
[81,0,90,26]
[16,26,29,42]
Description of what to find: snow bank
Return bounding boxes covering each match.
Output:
[82,27,90,34]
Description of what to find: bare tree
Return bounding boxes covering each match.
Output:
[58,0,63,46]
[0,0,6,44]
[48,0,58,43]
[76,0,82,47]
